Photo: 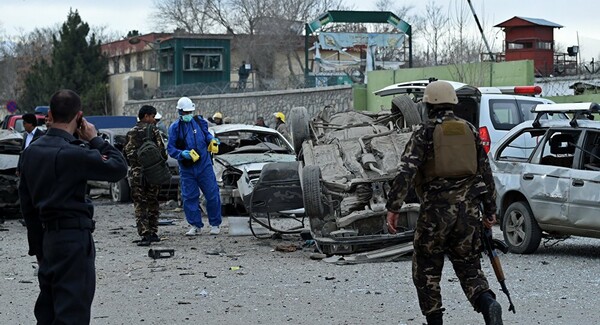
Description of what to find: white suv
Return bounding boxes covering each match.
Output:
[374,79,563,152]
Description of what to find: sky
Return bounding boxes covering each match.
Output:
[2,0,600,61]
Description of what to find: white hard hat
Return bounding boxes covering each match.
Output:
[155,112,162,119]
[176,97,195,112]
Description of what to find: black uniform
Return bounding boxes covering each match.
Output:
[19,128,127,324]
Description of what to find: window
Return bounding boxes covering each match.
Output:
[537,41,553,50]
[136,53,143,71]
[489,100,521,131]
[160,54,174,72]
[113,58,119,74]
[184,53,222,71]
[578,130,600,171]
[124,56,131,72]
[538,130,581,168]
[497,128,547,162]
[507,42,533,50]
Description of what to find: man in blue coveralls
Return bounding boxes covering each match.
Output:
[167,97,222,236]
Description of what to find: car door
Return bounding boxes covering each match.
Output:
[568,129,600,231]
[525,129,581,227]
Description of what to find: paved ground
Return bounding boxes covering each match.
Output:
[1,196,599,324]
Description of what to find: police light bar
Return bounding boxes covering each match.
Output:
[532,102,600,113]
[498,86,542,95]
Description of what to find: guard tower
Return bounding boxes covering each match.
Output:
[495,16,563,77]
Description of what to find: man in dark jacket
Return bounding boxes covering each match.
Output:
[124,105,167,246]
[16,113,45,176]
[19,89,128,324]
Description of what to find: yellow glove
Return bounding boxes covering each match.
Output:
[208,139,219,154]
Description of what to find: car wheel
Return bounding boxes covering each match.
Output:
[392,95,421,127]
[302,165,324,218]
[289,106,311,154]
[502,201,542,254]
[110,178,131,203]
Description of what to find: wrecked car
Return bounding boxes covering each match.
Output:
[0,130,22,217]
[266,105,421,255]
[210,124,297,216]
[490,102,600,254]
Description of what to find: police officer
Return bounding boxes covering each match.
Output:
[124,105,167,246]
[167,97,222,236]
[19,89,128,324]
[385,81,502,325]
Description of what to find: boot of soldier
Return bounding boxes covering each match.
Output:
[477,292,503,325]
[425,311,443,325]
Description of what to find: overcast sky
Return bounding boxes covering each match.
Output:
[2,0,599,60]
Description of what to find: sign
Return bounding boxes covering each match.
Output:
[6,100,17,113]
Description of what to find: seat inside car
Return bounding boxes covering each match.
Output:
[541,133,575,167]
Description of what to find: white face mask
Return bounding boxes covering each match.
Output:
[181,115,193,123]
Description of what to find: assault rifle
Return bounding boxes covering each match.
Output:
[482,219,516,314]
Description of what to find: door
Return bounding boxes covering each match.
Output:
[568,130,600,231]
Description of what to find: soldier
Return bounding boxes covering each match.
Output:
[124,105,167,246]
[386,81,502,325]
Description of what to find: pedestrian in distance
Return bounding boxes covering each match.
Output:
[18,89,128,324]
[208,112,223,125]
[154,111,168,134]
[255,116,268,128]
[238,61,250,89]
[124,105,167,246]
[385,81,503,325]
[167,97,222,236]
[16,113,45,177]
[273,111,290,142]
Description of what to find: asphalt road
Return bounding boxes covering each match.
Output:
[1,196,599,325]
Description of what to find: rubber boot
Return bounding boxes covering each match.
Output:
[477,292,503,325]
[425,311,443,325]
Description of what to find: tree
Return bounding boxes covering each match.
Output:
[19,10,109,115]
[421,0,449,66]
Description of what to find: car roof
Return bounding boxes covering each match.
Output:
[373,79,481,97]
[490,118,600,155]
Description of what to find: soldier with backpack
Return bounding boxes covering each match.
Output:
[124,105,169,246]
[385,81,502,325]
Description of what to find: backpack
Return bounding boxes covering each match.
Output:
[137,126,171,185]
[422,116,477,180]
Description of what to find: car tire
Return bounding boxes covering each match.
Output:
[289,106,311,154]
[502,201,542,254]
[110,178,131,203]
[392,95,421,127]
[302,165,324,218]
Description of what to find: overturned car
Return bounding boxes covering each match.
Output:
[249,104,421,255]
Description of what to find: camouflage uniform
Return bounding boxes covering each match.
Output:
[123,122,167,237]
[386,110,497,317]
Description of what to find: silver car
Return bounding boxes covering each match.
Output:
[489,102,600,254]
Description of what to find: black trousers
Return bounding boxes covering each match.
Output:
[35,228,96,324]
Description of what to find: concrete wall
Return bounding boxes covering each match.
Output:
[366,60,536,112]
[123,85,353,128]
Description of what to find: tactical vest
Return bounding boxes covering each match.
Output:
[422,116,477,181]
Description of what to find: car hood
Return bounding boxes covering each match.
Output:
[214,153,296,169]
[0,131,23,170]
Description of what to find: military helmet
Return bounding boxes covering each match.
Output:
[176,97,195,112]
[423,81,458,105]
[273,112,286,123]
